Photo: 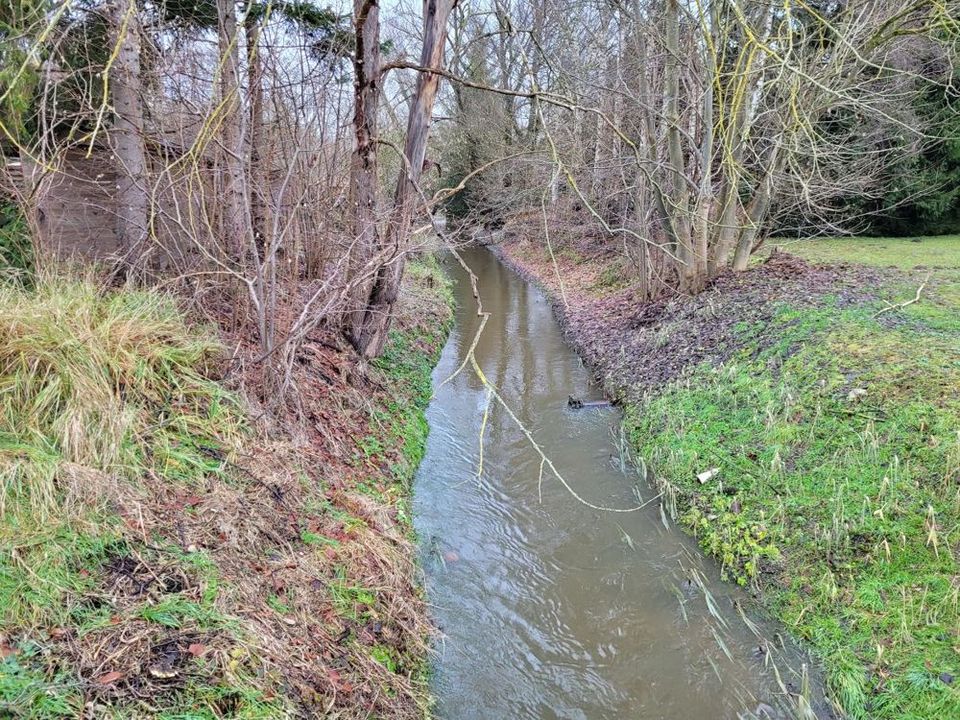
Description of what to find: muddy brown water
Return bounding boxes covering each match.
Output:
[413,248,830,719]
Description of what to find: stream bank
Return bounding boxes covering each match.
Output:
[0,256,452,719]
[492,228,960,719]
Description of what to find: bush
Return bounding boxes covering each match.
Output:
[0,200,33,284]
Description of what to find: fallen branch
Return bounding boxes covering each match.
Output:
[874,272,931,317]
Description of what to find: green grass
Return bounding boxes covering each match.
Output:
[627,236,960,719]
[0,277,281,718]
[0,200,33,285]
[588,258,631,294]
[782,233,960,337]
[328,566,378,621]
[772,234,960,269]
[363,255,453,547]
[368,255,454,485]
[359,255,453,690]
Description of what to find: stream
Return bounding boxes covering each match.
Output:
[413,247,828,719]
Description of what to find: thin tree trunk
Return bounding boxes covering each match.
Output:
[711,174,739,274]
[732,144,780,271]
[664,0,692,281]
[711,2,775,275]
[345,0,382,340]
[109,0,147,278]
[493,12,519,141]
[633,9,678,257]
[693,0,717,286]
[711,92,754,272]
[245,13,266,256]
[350,0,455,359]
[693,3,718,290]
[217,0,247,264]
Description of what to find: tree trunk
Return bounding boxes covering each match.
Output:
[732,145,780,271]
[109,0,147,278]
[692,1,716,288]
[664,0,692,282]
[633,9,677,259]
[345,0,383,341]
[711,2,775,275]
[217,0,248,264]
[245,13,266,256]
[349,0,455,359]
[711,174,740,274]
[524,1,545,140]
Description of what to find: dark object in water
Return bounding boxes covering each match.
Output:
[567,395,612,409]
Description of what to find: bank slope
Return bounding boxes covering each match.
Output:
[0,257,452,719]
[495,232,960,720]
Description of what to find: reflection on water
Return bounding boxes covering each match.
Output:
[413,248,829,719]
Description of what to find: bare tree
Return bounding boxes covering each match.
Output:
[5,0,953,386]
[348,0,457,359]
[438,0,957,298]
[216,0,249,265]
[245,9,266,251]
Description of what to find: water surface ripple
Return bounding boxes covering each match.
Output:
[413,248,826,719]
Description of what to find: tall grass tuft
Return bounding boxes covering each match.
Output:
[0,276,274,713]
[0,276,241,523]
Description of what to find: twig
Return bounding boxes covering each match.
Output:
[874,272,931,317]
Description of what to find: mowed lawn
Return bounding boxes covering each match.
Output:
[772,234,960,269]
[782,235,960,337]
[629,234,960,719]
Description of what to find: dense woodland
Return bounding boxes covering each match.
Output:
[0,0,957,371]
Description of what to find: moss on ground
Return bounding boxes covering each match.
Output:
[357,254,454,688]
[627,238,960,719]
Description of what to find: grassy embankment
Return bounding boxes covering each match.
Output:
[627,235,960,719]
[0,258,452,718]
[495,226,960,718]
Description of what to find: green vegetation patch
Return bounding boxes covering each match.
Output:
[0,200,33,285]
[0,255,456,718]
[627,267,960,719]
[773,234,960,270]
[0,277,280,718]
[324,253,454,707]
[369,255,454,484]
